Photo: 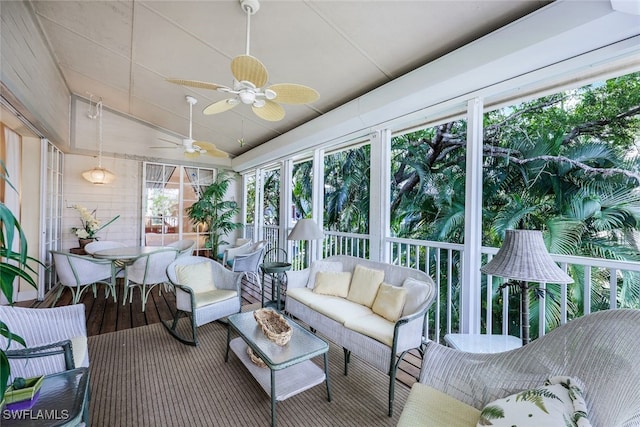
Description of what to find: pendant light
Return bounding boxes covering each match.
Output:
[82,96,115,184]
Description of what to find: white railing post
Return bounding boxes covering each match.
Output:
[368,128,391,262]
[311,148,325,262]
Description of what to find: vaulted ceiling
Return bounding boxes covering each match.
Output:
[23,0,551,163]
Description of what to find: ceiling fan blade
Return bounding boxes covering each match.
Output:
[195,141,230,158]
[203,99,239,115]
[166,78,228,91]
[252,100,285,122]
[268,83,320,105]
[231,55,268,88]
[183,151,200,159]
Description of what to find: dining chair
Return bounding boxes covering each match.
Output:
[50,250,114,306]
[83,240,127,255]
[220,239,253,267]
[231,245,266,292]
[123,247,179,311]
[168,239,196,257]
[164,255,242,346]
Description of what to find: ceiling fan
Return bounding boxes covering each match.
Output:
[153,96,229,159]
[166,0,319,122]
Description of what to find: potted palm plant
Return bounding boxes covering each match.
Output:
[0,168,39,398]
[185,170,243,259]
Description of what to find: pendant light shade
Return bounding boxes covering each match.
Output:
[81,167,115,185]
[82,96,115,184]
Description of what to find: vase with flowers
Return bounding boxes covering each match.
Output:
[71,205,120,247]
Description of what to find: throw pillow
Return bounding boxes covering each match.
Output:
[307,260,344,289]
[312,271,352,298]
[477,376,592,427]
[175,262,216,293]
[402,277,435,316]
[372,283,407,322]
[347,264,385,307]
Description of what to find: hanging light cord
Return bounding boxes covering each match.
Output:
[97,99,103,168]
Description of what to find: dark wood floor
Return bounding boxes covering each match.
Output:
[18,277,421,389]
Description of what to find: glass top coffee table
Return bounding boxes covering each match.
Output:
[225,310,331,427]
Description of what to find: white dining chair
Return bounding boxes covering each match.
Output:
[123,248,179,311]
[83,240,127,255]
[168,239,196,257]
[50,250,114,306]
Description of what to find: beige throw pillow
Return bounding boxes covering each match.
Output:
[175,262,216,293]
[307,260,344,289]
[402,277,435,316]
[312,271,352,297]
[372,283,408,322]
[347,264,385,307]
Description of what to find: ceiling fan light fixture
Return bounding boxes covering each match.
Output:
[239,90,256,104]
[253,99,266,108]
[82,96,115,185]
[264,88,276,100]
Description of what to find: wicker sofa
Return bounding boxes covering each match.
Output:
[397,308,640,427]
[284,255,437,416]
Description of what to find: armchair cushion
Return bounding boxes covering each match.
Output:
[175,262,216,293]
[194,289,237,308]
[346,264,385,307]
[70,336,88,369]
[477,376,591,427]
[398,383,480,427]
[313,271,352,297]
[306,260,343,289]
[372,283,407,322]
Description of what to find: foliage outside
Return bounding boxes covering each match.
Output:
[185,170,243,258]
[289,71,640,338]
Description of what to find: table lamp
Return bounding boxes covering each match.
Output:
[480,229,573,345]
[287,219,324,265]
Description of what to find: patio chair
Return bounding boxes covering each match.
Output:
[164,255,242,346]
[50,250,114,306]
[220,239,253,267]
[168,239,196,257]
[0,304,89,378]
[397,308,640,427]
[123,247,179,311]
[231,245,266,292]
[83,240,127,255]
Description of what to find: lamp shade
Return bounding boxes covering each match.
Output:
[480,229,573,284]
[81,167,115,185]
[287,219,324,241]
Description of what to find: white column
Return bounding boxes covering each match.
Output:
[461,97,484,334]
[255,168,264,243]
[280,159,293,255]
[311,148,325,262]
[368,129,391,262]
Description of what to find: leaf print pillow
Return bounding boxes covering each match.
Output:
[477,376,592,427]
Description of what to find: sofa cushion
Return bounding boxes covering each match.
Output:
[477,376,591,427]
[397,383,481,427]
[347,264,385,307]
[313,271,352,298]
[402,277,434,316]
[175,262,215,293]
[344,313,395,346]
[372,283,407,322]
[288,288,374,324]
[307,260,344,289]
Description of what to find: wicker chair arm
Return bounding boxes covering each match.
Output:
[5,340,75,371]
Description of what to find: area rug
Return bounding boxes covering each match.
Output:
[87,318,409,426]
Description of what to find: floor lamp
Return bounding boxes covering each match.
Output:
[480,229,574,345]
[287,219,324,266]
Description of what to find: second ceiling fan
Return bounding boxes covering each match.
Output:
[167,0,319,122]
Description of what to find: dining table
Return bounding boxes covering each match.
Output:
[92,246,175,300]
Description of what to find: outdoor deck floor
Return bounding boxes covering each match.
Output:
[19,276,421,388]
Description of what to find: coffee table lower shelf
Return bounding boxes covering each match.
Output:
[229,337,326,401]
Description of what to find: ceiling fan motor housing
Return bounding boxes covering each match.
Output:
[240,0,260,14]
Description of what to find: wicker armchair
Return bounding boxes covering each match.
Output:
[164,255,242,346]
[0,304,89,379]
[398,309,640,427]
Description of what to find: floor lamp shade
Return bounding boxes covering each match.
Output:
[480,230,573,284]
[287,219,324,241]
